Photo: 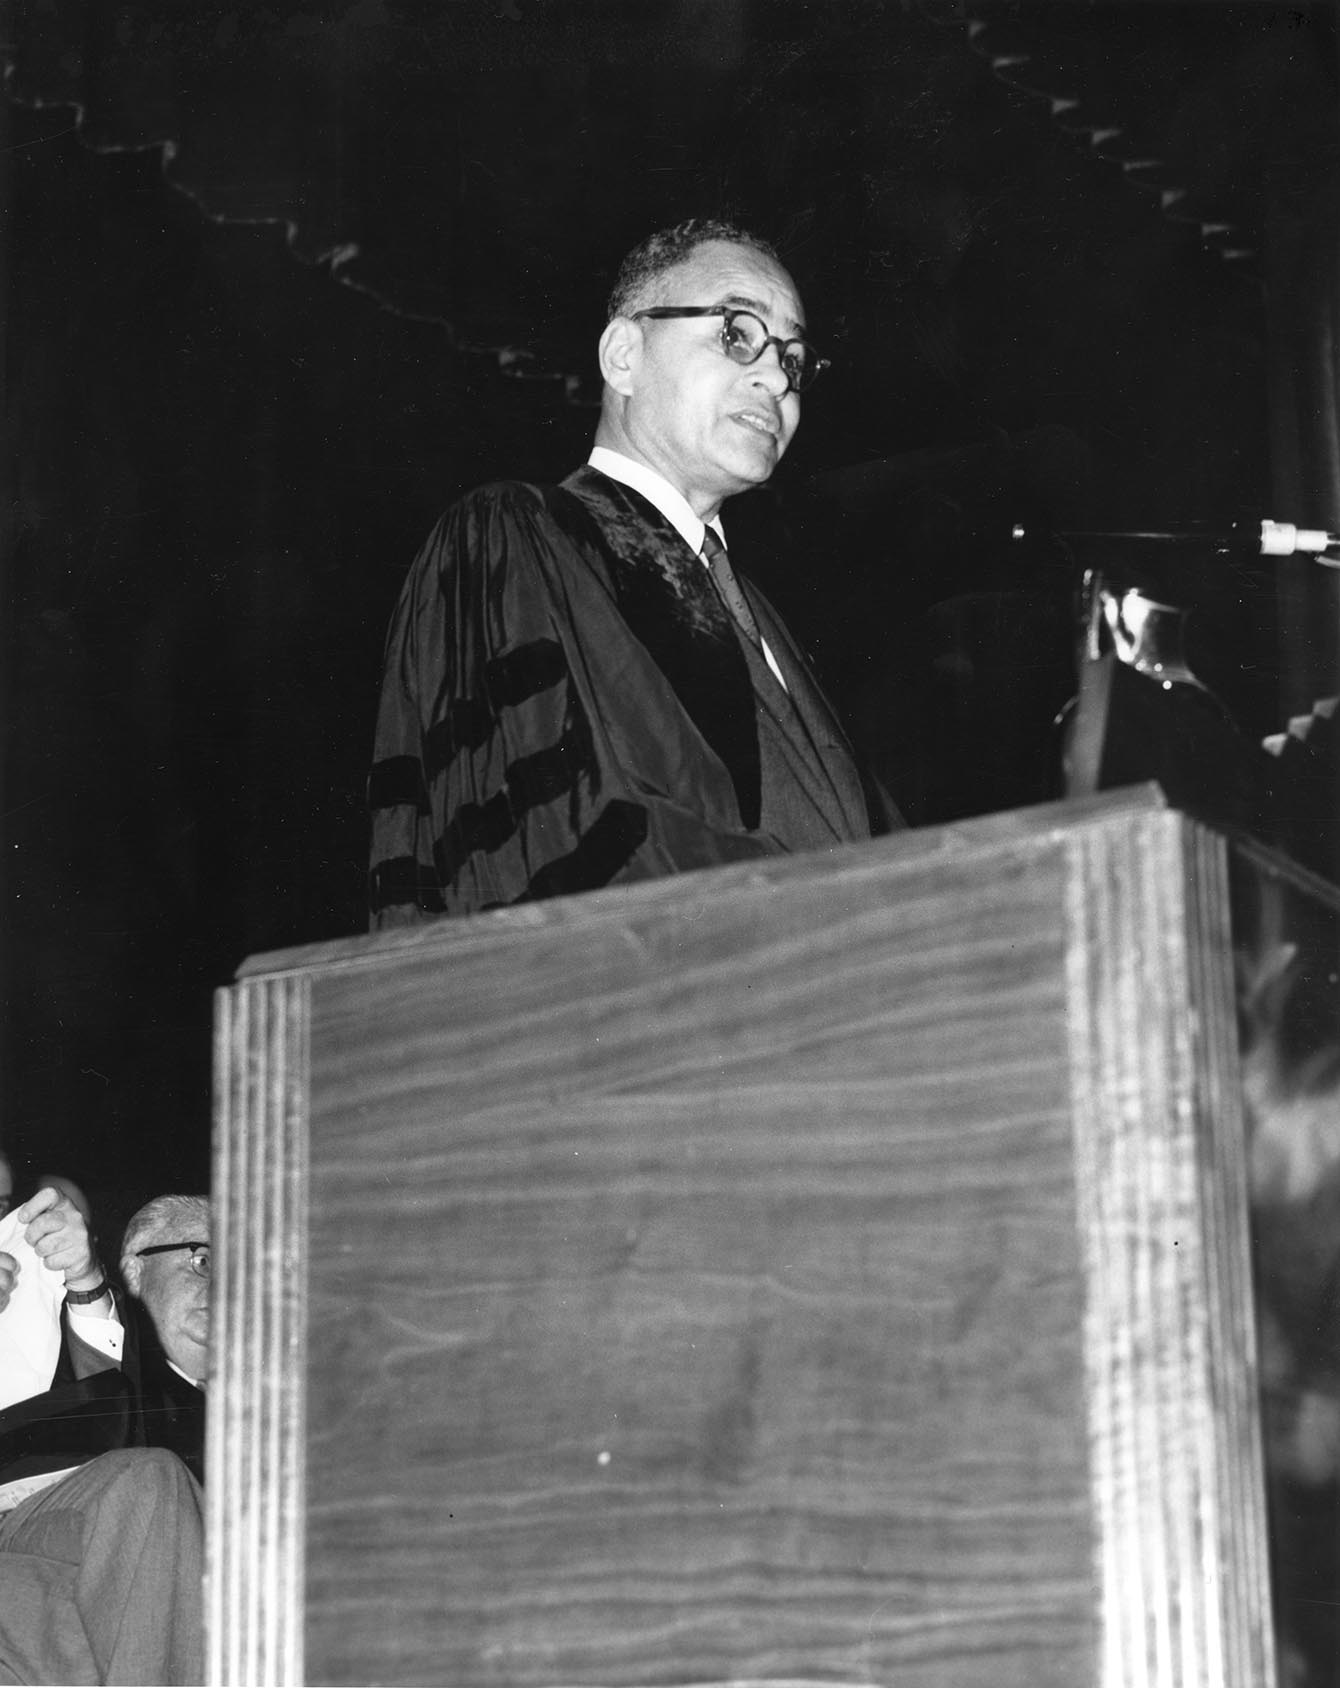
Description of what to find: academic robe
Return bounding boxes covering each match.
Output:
[368,465,897,925]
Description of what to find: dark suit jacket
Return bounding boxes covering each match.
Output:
[369,465,899,923]
[0,1302,207,1487]
[124,1313,205,1485]
[0,1311,135,1484]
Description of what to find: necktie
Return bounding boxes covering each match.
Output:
[701,528,761,647]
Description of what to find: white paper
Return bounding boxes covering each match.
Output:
[0,1209,66,1410]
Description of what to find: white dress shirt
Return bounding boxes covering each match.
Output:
[67,1301,123,1362]
[587,447,787,688]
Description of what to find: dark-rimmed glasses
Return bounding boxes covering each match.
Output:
[137,1240,211,1279]
[631,306,829,395]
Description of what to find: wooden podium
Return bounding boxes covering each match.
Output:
[207,788,1276,1688]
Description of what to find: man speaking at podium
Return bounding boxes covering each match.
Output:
[368,218,900,926]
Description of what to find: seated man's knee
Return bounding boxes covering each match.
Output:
[79,1447,202,1516]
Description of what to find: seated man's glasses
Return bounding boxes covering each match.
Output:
[631,306,830,395]
[137,1240,211,1279]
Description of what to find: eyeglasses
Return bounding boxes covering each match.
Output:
[631,306,830,395]
[137,1240,211,1279]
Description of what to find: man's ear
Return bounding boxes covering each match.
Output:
[598,316,641,397]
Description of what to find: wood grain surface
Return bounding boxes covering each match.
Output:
[209,973,309,1688]
[304,821,1087,1687]
[210,790,1275,1687]
[1064,816,1274,1688]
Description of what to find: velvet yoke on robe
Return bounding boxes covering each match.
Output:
[368,466,880,925]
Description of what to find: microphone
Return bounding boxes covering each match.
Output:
[1258,520,1340,559]
[1055,519,1340,563]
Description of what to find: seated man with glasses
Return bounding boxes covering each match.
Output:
[0,1184,204,1684]
[120,1195,210,1484]
[369,216,901,924]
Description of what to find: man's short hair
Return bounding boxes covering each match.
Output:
[606,218,784,322]
[120,1194,210,1296]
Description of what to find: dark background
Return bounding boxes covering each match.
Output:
[1,0,1336,1234]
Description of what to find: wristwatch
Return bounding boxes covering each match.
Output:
[65,1276,110,1305]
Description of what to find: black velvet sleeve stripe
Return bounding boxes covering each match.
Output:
[517,799,649,902]
[424,699,491,781]
[433,787,514,885]
[423,638,569,781]
[368,856,447,917]
[487,639,568,708]
[367,755,429,813]
[432,717,597,888]
[507,719,594,813]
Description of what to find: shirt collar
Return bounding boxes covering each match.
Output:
[588,447,725,557]
[167,1357,205,1391]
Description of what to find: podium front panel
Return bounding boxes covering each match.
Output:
[210,792,1274,1688]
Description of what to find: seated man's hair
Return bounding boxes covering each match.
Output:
[606,218,782,322]
[120,1193,210,1296]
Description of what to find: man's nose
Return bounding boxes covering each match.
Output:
[747,348,791,398]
